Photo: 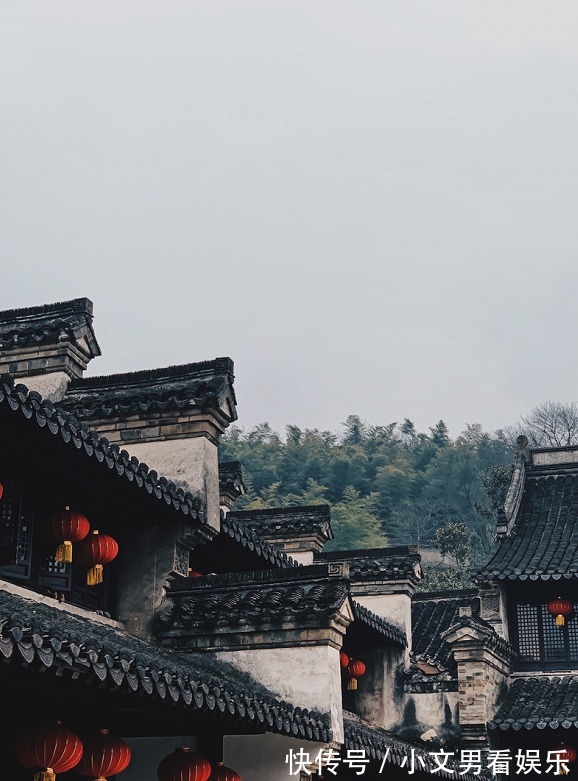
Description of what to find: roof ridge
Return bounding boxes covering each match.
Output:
[0,297,93,323]
[317,545,419,559]
[229,504,331,518]
[413,588,479,601]
[68,357,234,390]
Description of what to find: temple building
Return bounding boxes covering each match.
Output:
[0,297,576,781]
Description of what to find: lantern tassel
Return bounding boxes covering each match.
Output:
[556,615,565,626]
[347,678,358,691]
[55,540,73,563]
[87,564,104,586]
[34,770,56,781]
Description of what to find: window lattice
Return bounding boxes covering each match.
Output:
[567,603,578,660]
[541,604,566,662]
[517,604,540,662]
[516,600,578,670]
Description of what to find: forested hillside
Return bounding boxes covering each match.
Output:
[219,415,514,580]
[219,403,578,589]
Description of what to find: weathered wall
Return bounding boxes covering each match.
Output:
[19,371,70,401]
[122,437,220,531]
[215,644,344,742]
[402,691,461,744]
[344,644,405,731]
[115,525,178,640]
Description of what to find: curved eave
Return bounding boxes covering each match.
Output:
[344,720,489,781]
[475,572,578,582]
[488,719,578,731]
[220,515,297,569]
[352,601,407,647]
[0,590,331,742]
[0,379,205,521]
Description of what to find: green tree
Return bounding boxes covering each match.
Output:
[325,486,387,550]
[434,522,471,568]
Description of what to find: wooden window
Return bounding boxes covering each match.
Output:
[515,600,578,670]
[0,472,112,614]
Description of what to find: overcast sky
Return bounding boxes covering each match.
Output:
[2,1,578,439]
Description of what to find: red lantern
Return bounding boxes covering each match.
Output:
[559,746,576,763]
[76,530,119,586]
[76,729,131,781]
[0,481,3,500]
[158,748,212,781]
[189,570,203,578]
[346,659,366,691]
[47,506,90,563]
[339,651,349,669]
[547,598,574,626]
[552,745,576,775]
[209,762,241,781]
[14,721,83,781]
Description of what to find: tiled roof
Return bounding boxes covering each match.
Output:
[352,600,407,647]
[475,463,578,582]
[0,588,331,741]
[315,546,422,582]
[412,590,480,670]
[343,719,489,781]
[219,461,245,496]
[60,358,237,422]
[229,505,333,541]
[488,675,578,731]
[0,378,205,520]
[0,378,298,574]
[0,297,100,353]
[157,565,350,634]
[220,513,297,568]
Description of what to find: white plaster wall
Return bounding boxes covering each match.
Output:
[286,551,314,565]
[354,593,412,663]
[21,371,70,401]
[533,449,578,465]
[215,645,344,742]
[412,691,459,732]
[225,733,328,781]
[124,437,220,530]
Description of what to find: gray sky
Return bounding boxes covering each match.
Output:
[2,1,578,439]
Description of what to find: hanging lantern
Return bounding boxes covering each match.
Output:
[209,761,241,781]
[547,598,574,626]
[157,748,212,781]
[346,659,366,691]
[552,745,576,775]
[339,651,350,669]
[76,530,119,586]
[0,481,4,500]
[47,506,91,563]
[13,721,83,781]
[75,729,131,781]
